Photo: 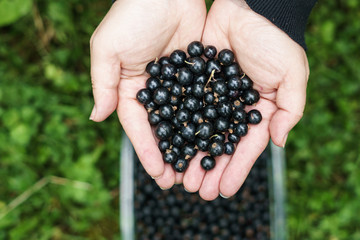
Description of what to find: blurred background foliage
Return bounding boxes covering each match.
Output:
[0,0,359,239]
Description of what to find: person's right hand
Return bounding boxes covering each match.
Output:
[89,0,207,188]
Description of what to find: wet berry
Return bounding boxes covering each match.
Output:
[234,123,248,137]
[211,133,225,143]
[163,149,178,164]
[184,96,201,112]
[232,109,247,123]
[137,88,152,105]
[228,133,240,143]
[247,109,262,124]
[224,63,241,78]
[205,59,221,76]
[161,64,177,80]
[217,101,233,118]
[204,45,217,59]
[170,50,187,67]
[182,143,197,160]
[192,83,205,98]
[191,111,204,125]
[153,87,170,105]
[146,77,161,92]
[224,142,235,155]
[180,123,196,142]
[187,41,204,57]
[172,133,185,148]
[148,110,162,126]
[172,158,189,172]
[242,89,260,105]
[203,105,218,120]
[214,117,230,132]
[208,141,225,156]
[187,57,205,75]
[158,140,170,152]
[227,75,242,90]
[146,60,161,77]
[155,121,173,140]
[218,49,235,66]
[171,83,183,96]
[176,109,191,123]
[201,156,216,170]
[159,104,174,119]
[204,92,215,105]
[159,56,171,66]
[194,74,208,85]
[213,81,229,96]
[178,67,194,86]
[240,75,253,90]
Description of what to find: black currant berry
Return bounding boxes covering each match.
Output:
[196,138,210,152]
[187,41,204,57]
[153,87,170,105]
[180,123,196,142]
[172,158,189,172]
[217,101,233,118]
[171,146,181,156]
[159,56,171,66]
[196,122,214,140]
[234,123,248,137]
[176,109,191,123]
[171,83,183,96]
[192,83,205,98]
[187,57,206,75]
[184,85,192,95]
[162,79,174,88]
[247,109,262,124]
[228,90,240,100]
[201,156,216,170]
[158,140,170,152]
[148,110,162,126]
[169,95,181,106]
[223,62,241,78]
[218,49,235,66]
[155,121,173,140]
[227,75,242,90]
[228,133,240,143]
[171,116,182,129]
[163,149,178,164]
[161,64,177,80]
[170,49,187,67]
[214,117,230,132]
[194,74,208,85]
[205,59,221,76]
[233,99,245,110]
[178,67,194,86]
[191,111,204,125]
[144,101,158,112]
[240,75,253,90]
[242,89,260,105]
[232,109,247,123]
[211,133,225,142]
[145,77,161,92]
[136,88,152,105]
[208,141,225,156]
[204,45,217,59]
[204,92,215,105]
[203,105,219,120]
[182,143,198,160]
[159,104,174,119]
[224,142,235,155]
[145,60,161,77]
[213,81,229,96]
[184,96,201,112]
[218,95,229,103]
[172,133,185,148]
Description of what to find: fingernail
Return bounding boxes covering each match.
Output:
[151,175,162,180]
[219,193,230,199]
[89,105,96,121]
[184,187,190,193]
[160,186,170,191]
[281,133,289,148]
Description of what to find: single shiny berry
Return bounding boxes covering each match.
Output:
[178,67,194,86]
[170,49,187,67]
[187,57,205,75]
[224,142,235,155]
[211,133,225,143]
[171,116,182,129]
[172,133,185,147]
[148,110,162,126]
[159,104,174,119]
[196,138,210,152]
[159,56,171,66]
[227,75,242,90]
[247,109,262,124]
[146,77,161,91]
[204,45,217,59]
[213,81,229,96]
[184,96,201,112]
[172,158,189,172]
[136,88,152,104]
[162,79,174,88]
[194,74,208,85]
[163,149,178,164]
[204,92,215,104]
[228,133,240,143]
[169,95,181,106]
[232,109,247,123]
[158,140,170,152]
[205,59,221,76]
[228,90,240,99]
[240,75,253,90]
[171,146,181,156]
[208,141,225,156]
[196,122,214,140]
[153,87,170,105]
[176,109,191,123]
[144,101,158,111]
[201,156,216,170]
[191,111,204,125]
[217,101,233,118]
[242,89,260,105]
[224,62,241,78]
[234,123,248,137]
[218,49,235,66]
[145,60,161,77]
[203,105,219,120]
[233,99,245,110]
[171,83,183,96]
[155,121,173,140]
[182,143,197,160]
[192,83,205,98]
[214,117,230,132]
[187,41,204,57]
[161,64,177,80]
[180,123,196,142]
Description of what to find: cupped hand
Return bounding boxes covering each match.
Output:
[90,0,207,188]
[182,0,309,200]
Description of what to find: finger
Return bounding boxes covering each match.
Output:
[269,67,308,147]
[183,151,207,192]
[174,172,184,185]
[155,164,175,190]
[90,34,120,122]
[118,98,165,179]
[219,99,276,197]
[199,154,232,201]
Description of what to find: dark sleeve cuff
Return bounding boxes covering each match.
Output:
[245,0,317,50]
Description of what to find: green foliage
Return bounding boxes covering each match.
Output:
[287,1,360,239]
[0,0,120,239]
[0,0,33,27]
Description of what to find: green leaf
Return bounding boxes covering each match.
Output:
[0,0,33,27]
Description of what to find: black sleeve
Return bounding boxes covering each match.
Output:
[244,0,317,50]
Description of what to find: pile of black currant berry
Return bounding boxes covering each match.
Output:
[136,41,262,173]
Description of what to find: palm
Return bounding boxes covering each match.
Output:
[90,0,207,187]
[183,0,309,199]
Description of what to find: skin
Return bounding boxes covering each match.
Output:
[90,0,309,200]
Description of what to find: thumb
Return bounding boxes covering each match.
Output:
[89,37,120,122]
[269,67,308,147]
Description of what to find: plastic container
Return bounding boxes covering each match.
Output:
[120,134,286,240]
